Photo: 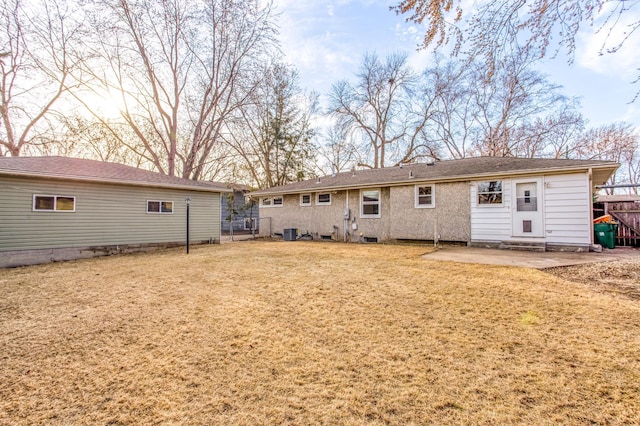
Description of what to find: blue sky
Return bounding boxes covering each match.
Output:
[273,0,640,129]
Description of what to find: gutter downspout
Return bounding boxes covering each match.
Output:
[344,190,349,242]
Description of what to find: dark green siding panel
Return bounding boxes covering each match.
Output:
[0,176,221,251]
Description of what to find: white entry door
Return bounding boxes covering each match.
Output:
[511,179,544,237]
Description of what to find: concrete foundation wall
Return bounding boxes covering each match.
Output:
[0,240,217,268]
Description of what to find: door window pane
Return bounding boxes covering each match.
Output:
[516,184,537,211]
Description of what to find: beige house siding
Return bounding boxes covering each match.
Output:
[0,176,221,252]
[258,183,470,243]
[259,192,349,239]
[389,182,471,241]
[351,187,392,241]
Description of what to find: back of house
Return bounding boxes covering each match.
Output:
[250,157,619,251]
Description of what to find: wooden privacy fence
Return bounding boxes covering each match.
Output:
[594,201,640,247]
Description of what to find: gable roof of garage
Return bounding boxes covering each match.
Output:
[0,156,232,193]
[251,157,619,196]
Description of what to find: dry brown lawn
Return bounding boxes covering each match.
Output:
[547,256,640,300]
[1,242,639,425]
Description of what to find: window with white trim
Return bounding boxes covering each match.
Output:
[361,189,381,218]
[147,200,174,214]
[415,184,435,208]
[316,193,331,205]
[300,194,311,206]
[477,181,503,205]
[260,196,283,207]
[33,195,76,212]
[244,217,257,230]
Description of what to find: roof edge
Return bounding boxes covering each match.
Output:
[249,162,620,196]
[0,169,233,193]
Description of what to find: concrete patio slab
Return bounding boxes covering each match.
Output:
[422,245,639,269]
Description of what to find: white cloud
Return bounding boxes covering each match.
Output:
[273,0,394,95]
[620,102,640,125]
[393,23,421,44]
[576,4,640,79]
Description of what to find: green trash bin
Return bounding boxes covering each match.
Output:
[594,222,617,249]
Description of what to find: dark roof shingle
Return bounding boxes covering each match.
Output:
[251,157,619,196]
[0,156,231,192]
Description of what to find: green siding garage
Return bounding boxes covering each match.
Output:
[0,156,229,267]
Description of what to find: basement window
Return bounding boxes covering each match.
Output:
[33,195,76,212]
[147,200,174,214]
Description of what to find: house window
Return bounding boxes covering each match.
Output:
[244,217,257,230]
[33,195,76,212]
[415,185,435,208]
[477,181,503,205]
[260,196,283,207]
[361,189,381,218]
[316,193,331,205]
[300,194,311,206]
[147,200,174,214]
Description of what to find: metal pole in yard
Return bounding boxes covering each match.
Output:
[185,196,191,254]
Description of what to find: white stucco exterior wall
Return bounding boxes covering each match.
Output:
[258,182,471,243]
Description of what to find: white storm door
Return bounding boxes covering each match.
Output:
[511,179,544,237]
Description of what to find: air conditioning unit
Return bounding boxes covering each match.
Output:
[283,228,297,241]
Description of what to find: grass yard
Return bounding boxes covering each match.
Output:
[1,242,639,425]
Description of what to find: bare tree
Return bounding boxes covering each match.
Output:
[329,52,440,168]
[576,122,639,192]
[316,120,362,174]
[392,1,639,81]
[56,115,148,166]
[418,51,581,160]
[421,57,476,159]
[468,50,571,157]
[0,0,83,156]
[224,62,318,189]
[78,0,276,179]
[514,111,586,159]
